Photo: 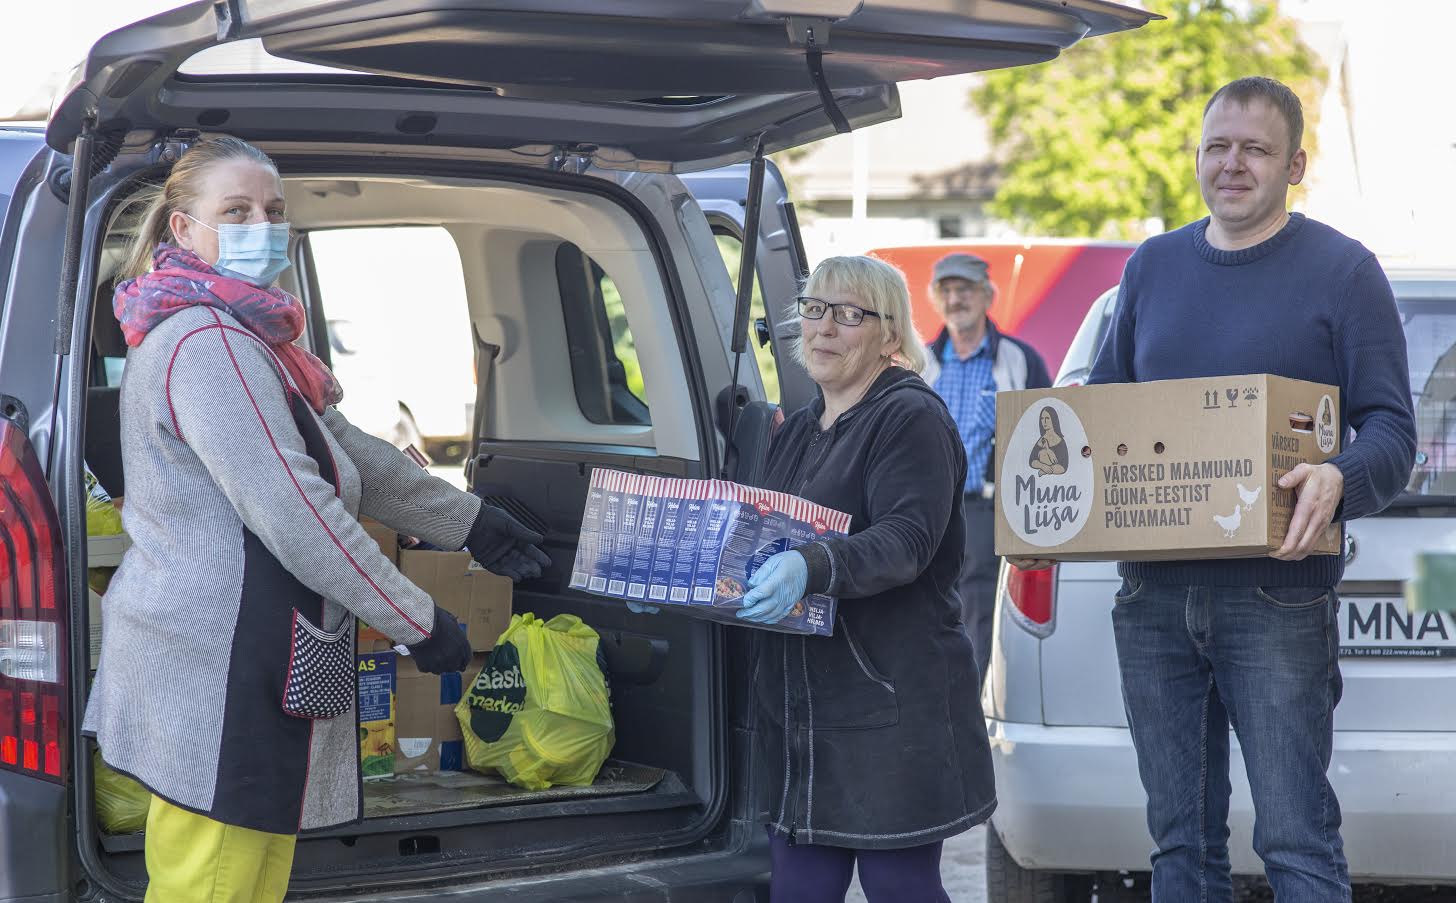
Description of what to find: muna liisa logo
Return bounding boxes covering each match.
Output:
[1000,398,1094,547]
[1316,395,1338,454]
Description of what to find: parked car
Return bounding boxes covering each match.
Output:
[0,1,1156,900]
[985,271,1456,901]
[868,240,1136,376]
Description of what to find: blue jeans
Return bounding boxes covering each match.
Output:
[1112,579,1350,903]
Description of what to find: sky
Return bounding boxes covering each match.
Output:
[0,1,190,118]
[1287,0,1456,264]
[2,0,1452,264]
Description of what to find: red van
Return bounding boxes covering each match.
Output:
[868,240,1137,377]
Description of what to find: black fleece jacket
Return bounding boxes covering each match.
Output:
[751,366,997,847]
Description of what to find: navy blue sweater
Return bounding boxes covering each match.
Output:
[1088,213,1416,587]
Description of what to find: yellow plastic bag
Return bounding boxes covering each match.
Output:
[456,613,614,791]
[85,492,123,537]
[93,749,149,834]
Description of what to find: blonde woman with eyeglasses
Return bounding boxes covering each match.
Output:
[737,255,995,901]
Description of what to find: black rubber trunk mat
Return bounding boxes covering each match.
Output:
[363,760,666,818]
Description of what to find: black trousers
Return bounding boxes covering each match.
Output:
[957,493,1000,691]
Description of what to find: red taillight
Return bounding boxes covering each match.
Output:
[1003,564,1057,639]
[0,420,69,783]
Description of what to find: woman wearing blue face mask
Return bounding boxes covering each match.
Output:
[86,137,549,902]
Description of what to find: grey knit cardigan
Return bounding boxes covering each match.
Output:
[83,305,483,833]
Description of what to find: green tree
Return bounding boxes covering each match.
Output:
[970,0,1325,239]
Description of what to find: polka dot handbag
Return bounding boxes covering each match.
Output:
[282,609,355,720]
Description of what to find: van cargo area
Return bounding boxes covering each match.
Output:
[73,163,741,896]
[81,457,728,893]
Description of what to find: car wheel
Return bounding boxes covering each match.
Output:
[986,823,1095,903]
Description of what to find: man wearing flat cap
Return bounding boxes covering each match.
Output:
[921,252,1051,691]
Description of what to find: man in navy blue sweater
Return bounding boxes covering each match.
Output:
[1024,78,1416,902]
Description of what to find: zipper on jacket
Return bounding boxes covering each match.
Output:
[788,718,805,843]
[785,639,806,845]
[797,428,832,497]
[784,426,832,847]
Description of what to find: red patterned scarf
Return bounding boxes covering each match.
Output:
[114,245,342,413]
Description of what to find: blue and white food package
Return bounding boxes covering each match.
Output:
[570,469,852,636]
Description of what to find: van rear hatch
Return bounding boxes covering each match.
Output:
[48,0,1157,171]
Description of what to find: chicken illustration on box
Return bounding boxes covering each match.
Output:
[1237,483,1262,512]
[1213,505,1243,538]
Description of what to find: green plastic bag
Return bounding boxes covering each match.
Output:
[456,613,614,791]
[93,749,150,834]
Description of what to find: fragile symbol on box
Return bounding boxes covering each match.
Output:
[569,469,851,636]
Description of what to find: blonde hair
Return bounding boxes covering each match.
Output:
[792,256,927,374]
[121,136,278,279]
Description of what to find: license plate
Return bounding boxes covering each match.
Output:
[1341,597,1456,658]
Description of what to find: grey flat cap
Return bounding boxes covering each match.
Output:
[932,252,991,286]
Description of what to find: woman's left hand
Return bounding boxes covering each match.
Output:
[465,504,552,581]
[736,551,810,624]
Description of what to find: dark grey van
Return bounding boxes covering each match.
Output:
[0,2,1152,899]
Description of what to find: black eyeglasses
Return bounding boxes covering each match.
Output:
[797,296,891,327]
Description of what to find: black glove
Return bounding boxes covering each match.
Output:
[405,605,472,674]
[465,504,551,582]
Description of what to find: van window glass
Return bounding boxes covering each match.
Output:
[555,243,651,426]
[1401,299,1456,499]
[307,226,475,477]
[711,231,781,405]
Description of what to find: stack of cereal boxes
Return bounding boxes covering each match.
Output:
[570,469,851,636]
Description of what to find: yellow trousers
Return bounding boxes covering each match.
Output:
[144,795,296,903]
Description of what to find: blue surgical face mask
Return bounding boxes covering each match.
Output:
[185,214,292,286]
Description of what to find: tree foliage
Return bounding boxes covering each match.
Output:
[970,0,1325,239]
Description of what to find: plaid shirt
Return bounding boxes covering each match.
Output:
[933,335,997,495]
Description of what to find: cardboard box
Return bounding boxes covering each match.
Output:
[357,621,392,652]
[357,651,396,780]
[569,469,851,636]
[397,550,513,652]
[358,526,512,653]
[994,375,1343,561]
[392,653,481,775]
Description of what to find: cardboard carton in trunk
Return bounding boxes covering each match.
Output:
[397,550,513,652]
[393,654,482,775]
[357,651,396,780]
[994,375,1342,561]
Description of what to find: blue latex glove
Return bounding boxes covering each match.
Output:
[736,551,810,625]
[626,600,660,615]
